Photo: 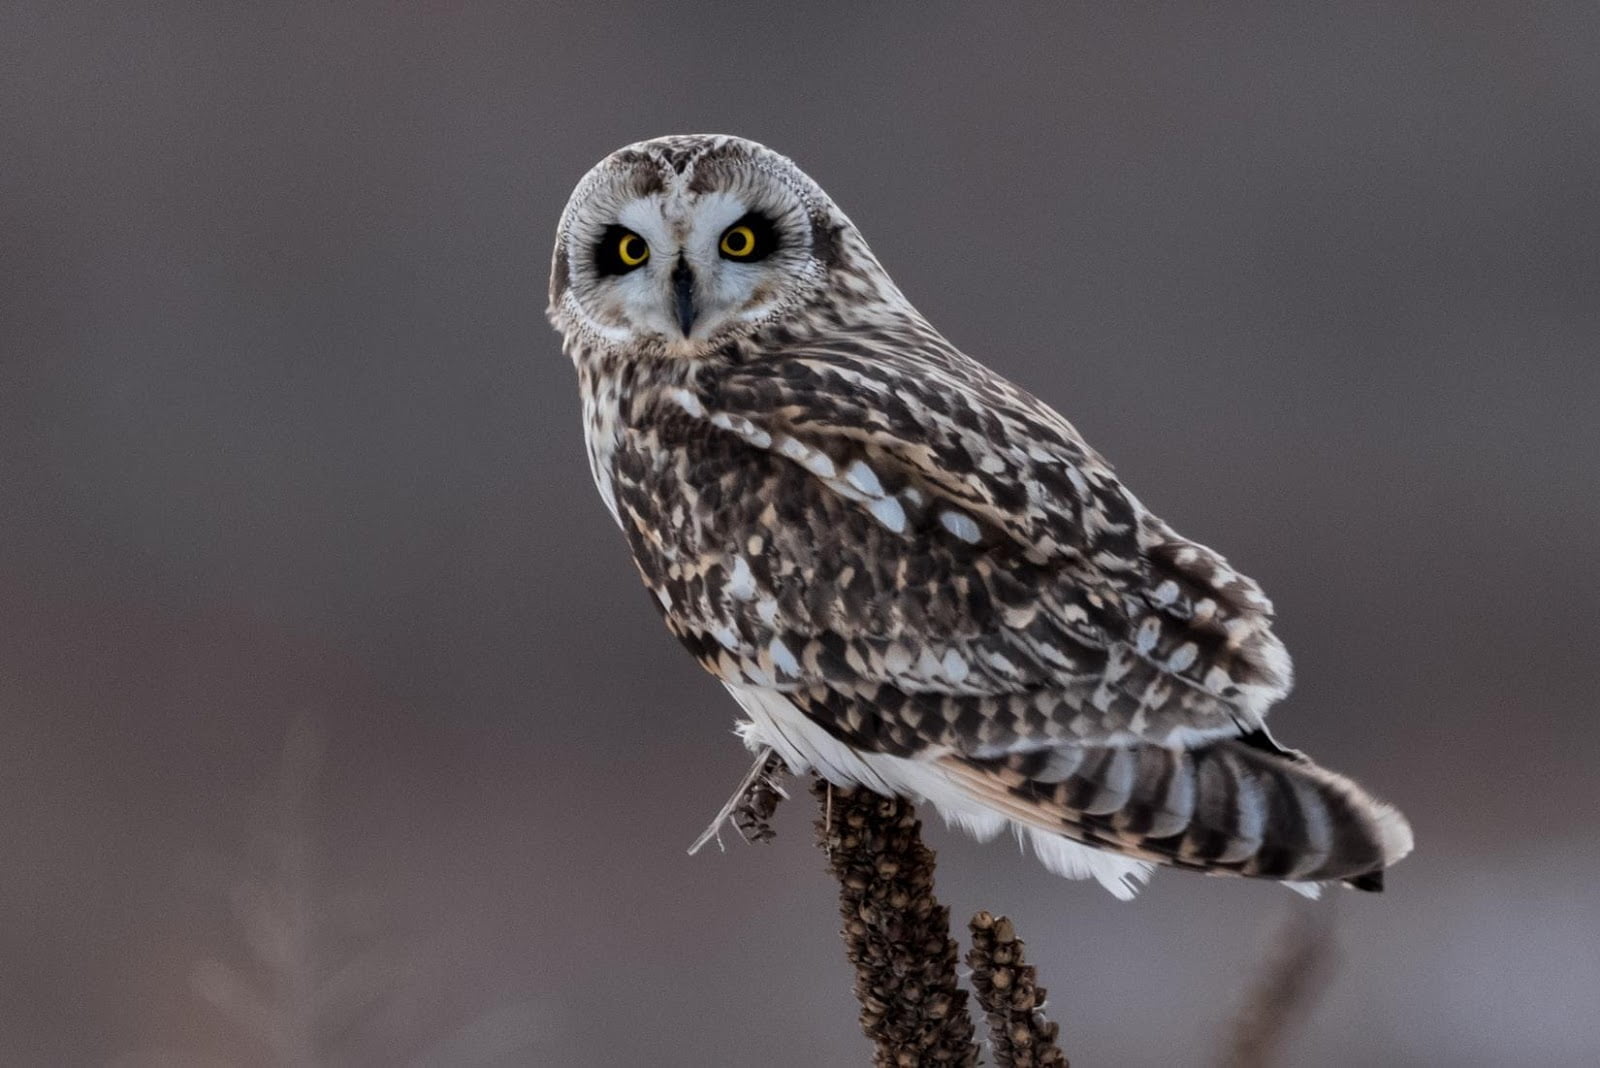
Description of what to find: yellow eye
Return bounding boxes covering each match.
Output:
[720,225,757,258]
[617,232,649,267]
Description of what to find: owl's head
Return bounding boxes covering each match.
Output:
[549,135,891,356]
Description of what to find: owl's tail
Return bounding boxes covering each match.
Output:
[941,734,1413,894]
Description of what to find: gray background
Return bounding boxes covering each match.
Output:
[4,3,1597,1065]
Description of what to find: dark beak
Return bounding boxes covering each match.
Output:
[671,257,696,337]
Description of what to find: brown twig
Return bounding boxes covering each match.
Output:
[812,779,980,1067]
[1216,906,1338,1068]
[687,747,789,855]
[967,911,1069,1067]
[730,749,786,843]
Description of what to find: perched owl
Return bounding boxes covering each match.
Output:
[548,134,1412,898]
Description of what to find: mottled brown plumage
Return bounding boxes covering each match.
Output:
[549,134,1412,896]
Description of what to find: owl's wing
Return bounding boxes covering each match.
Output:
[611,341,1291,755]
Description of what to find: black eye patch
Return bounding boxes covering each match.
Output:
[718,212,779,261]
[595,225,650,275]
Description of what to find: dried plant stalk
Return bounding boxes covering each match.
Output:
[711,758,1335,1066]
[812,779,979,1067]
[731,749,786,843]
[1217,907,1337,1068]
[967,911,1069,1068]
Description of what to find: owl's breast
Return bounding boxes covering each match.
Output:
[579,368,627,527]
[578,353,707,532]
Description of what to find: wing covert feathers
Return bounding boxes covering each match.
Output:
[616,372,1290,749]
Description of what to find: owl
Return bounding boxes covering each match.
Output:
[547,134,1412,898]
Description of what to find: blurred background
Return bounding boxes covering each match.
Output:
[4,3,1597,1065]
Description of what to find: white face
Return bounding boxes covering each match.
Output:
[557,164,824,352]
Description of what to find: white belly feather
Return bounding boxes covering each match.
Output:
[724,681,1155,900]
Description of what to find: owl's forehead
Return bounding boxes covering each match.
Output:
[614,189,749,243]
[607,134,757,188]
[589,139,747,204]
[574,136,806,226]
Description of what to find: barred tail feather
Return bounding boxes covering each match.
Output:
[727,681,1410,898]
[943,739,1413,891]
